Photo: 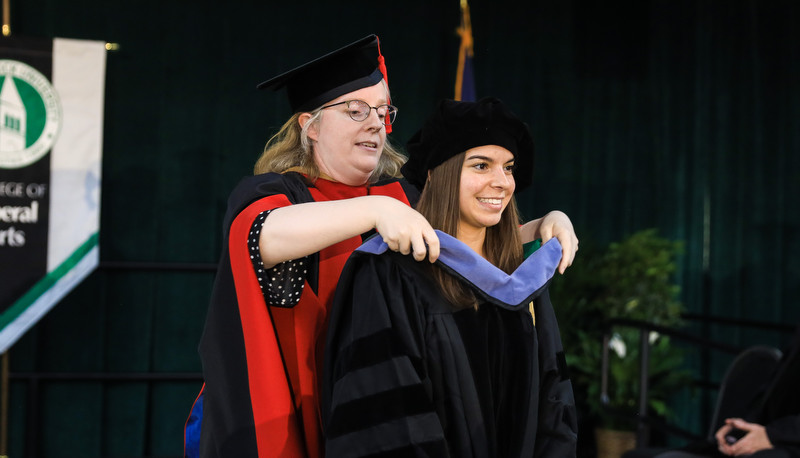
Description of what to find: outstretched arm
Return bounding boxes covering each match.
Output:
[520,210,579,274]
[259,195,440,267]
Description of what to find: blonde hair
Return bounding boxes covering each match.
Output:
[415,151,524,309]
[253,83,406,183]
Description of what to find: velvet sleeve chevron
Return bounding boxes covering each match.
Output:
[323,252,449,457]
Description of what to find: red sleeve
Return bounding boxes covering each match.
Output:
[199,187,311,457]
[228,194,308,455]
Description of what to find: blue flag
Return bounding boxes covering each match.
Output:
[455,0,476,102]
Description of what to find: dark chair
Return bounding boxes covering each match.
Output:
[622,345,783,458]
[708,345,783,435]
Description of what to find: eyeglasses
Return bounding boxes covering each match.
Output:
[319,99,398,125]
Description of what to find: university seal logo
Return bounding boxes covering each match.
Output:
[0,59,62,169]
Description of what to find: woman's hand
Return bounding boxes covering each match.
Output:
[373,197,440,263]
[521,210,578,274]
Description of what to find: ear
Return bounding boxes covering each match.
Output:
[298,113,319,141]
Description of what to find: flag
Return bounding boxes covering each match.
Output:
[455,0,476,102]
[0,37,107,354]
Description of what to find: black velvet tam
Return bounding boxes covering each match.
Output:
[402,97,535,191]
[257,34,386,113]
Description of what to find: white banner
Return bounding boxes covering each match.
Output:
[0,37,106,354]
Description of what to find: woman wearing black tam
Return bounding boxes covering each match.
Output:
[323,97,578,457]
[187,34,578,458]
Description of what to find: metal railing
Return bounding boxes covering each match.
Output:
[1,260,215,457]
[8,371,203,457]
[600,315,795,449]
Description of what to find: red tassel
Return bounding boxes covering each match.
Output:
[376,36,392,134]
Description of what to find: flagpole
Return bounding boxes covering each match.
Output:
[2,0,10,36]
[455,0,473,101]
[1,2,13,452]
[0,352,7,458]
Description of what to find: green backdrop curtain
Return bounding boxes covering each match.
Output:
[5,0,798,456]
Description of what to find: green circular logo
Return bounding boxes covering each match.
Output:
[0,59,63,169]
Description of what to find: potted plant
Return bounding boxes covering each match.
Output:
[550,228,689,457]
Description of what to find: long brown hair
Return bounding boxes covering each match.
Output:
[415,151,524,309]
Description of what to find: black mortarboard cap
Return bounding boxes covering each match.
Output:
[402,97,535,191]
[257,34,389,114]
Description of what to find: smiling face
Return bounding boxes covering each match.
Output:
[457,145,516,243]
[303,81,388,186]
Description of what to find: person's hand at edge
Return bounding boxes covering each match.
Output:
[716,418,773,456]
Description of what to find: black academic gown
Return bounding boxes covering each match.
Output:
[323,231,578,457]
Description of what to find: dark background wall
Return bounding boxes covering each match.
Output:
[4,0,799,456]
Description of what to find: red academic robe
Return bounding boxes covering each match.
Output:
[193,172,417,457]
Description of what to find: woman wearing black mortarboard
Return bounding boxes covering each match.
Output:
[185,35,579,458]
[323,98,578,457]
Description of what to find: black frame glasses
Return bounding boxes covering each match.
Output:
[319,99,398,125]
